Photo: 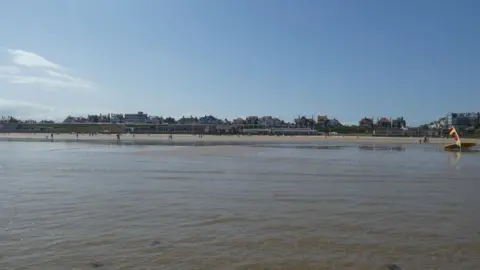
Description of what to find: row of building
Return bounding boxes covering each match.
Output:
[4,111,478,130]
[63,112,238,125]
[61,113,412,129]
[427,112,480,131]
[60,112,346,128]
[2,112,405,129]
[358,117,407,129]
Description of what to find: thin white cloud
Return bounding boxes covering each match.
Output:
[0,65,21,75]
[8,49,63,70]
[45,70,70,78]
[5,76,93,90]
[0,49,96,91]
[0,99,112,121]
[0,98,54,120]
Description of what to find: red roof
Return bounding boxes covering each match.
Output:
[360,118,372,124]
[377,117,390,123]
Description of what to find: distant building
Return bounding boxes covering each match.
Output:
[391,117,406,129]
[294,116,315,128]
[177,116,198,124]
[258,116,282,127]
[124,111,148,124]
[245,116,259,125]
[87,114,110,123]
[123,112,148,124]
[445,112,480,130]
[198,115,220,124]
[327,118,342,127]
[316,115,328,127]
[376,117,391,128]
[148,116,163,124]
[109,113,124,124]
[62,116,73,123]
[359,117,374,128]
[232,118,245,124]
[63,116,88,123]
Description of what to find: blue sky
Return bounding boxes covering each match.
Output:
[0,0,478,125]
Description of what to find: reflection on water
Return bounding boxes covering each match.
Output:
[357,145,405,151]
[253,144,406,151]
[1,141,480,270]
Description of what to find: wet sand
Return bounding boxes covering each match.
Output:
[0,133,474,146]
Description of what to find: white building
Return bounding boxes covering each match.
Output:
[148,116,163,124]
[109,114,122,124]
[445,112,479,129]
[258,116,282,127]
[232,118,245,124]
[124,111,148,124]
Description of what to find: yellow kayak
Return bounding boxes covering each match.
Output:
[444,142,476,151]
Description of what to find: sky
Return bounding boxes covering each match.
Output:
[0,0,479,125]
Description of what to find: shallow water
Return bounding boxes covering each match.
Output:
[0,141,479,269]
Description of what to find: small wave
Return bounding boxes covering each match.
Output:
[180,217,245,228]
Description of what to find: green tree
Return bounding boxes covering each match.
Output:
[8,117,19,123]
[164,117,176,124]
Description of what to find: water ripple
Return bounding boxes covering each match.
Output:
[1,141,480,269]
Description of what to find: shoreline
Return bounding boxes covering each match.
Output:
[0,133,472,147]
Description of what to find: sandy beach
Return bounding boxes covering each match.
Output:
[0,132,475,146]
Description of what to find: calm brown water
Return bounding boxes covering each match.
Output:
[1,141,479,270]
